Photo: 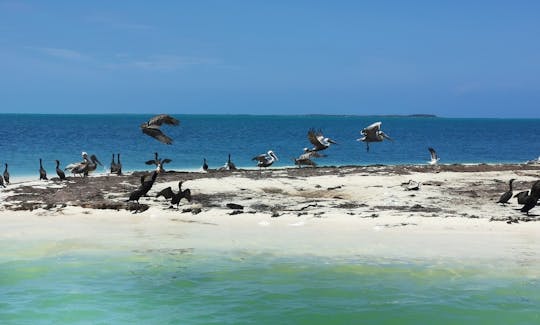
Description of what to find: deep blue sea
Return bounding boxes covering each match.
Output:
[0,114,539,177]
[1,114,540,324]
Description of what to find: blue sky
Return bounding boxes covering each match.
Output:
[1,1,539,117]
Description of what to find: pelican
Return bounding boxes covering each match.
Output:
[65,152,102,177]
[307,129,337,152]
[252,150,278,168]
[497,179,515,205]
[357,121,393,152]
[39,158,48,180]
[3,163,9,185]
[428,147,440,165]
[110,153,122,175]
[219,154,237,171]
[145,152,171,173]
[140,114,179,145]
[156,181,192,209]
[202,158,209,172]
[294,150,319,167]
[55,160,66,180]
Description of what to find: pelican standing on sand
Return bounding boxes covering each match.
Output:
[55,160,66,180]
[65,152,103,177]
[307,129,337,152]
[252,150,278,168]
[140,114,180,145]
[428,147,440,165]
[497,179,515,205]
[39,158,48,180]
[3,163,9,185]
[357,121,393,152]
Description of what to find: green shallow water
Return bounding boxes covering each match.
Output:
[1,249,539,324]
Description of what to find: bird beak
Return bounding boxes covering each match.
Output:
[328,139,338,144]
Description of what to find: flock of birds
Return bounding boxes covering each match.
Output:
[0,114,538,215]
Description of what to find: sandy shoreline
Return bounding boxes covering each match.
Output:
[1,163,539,266]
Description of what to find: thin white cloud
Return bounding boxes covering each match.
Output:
[33,47,90,61]
[131,55,219,71]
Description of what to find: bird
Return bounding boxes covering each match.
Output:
[307,129,337,152]
[497,179,515,205]
[0,174,5,188]
[202,158,209,172]
[3,163,9,185]
[219,154,237,171]
[520,194,539,216]
[110,153,122,175]
[55,160,66,180]
[156,181,192,209]
[145,152,172,173]
[428,147,440,165]
[140,114,180,144]
[127,171,159,204]
[252,150,278,168]
[357,121,393,152]
[294,149,322,167]
[514,190,529,205]
[65,152,103,177]
[39,158,48,180]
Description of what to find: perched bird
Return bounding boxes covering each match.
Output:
[307,129,337,152]
[156,181,192,209]
[357,121,393,152]
[219,154,237,171]
[428,147,440,165]
[520,194,539,216]
[514,191,529,205]
[55,160,66,180]
[127,171,159,204]
[39,158,48,180]
[140,114,180,144]
[252,150,278,168]
[0,174,5,188]
[110,153,122,175]
[145,152,171,173]
[65,152,102,177]
[3,163,9,185]
[497,179,515,205]
[202,158,209,172]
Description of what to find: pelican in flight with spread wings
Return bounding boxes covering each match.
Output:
[307,129,337,152]
[428,147,440,165]
[357,121,393,152]
[252,150,278,168]
[140,114,180,144]
[294,149,321,167]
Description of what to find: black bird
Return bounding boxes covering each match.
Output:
[156,181,192,209]
[110,153,122,175]
[0,174,5,188]
[202,158,209,172]
[497,179,515,205]
[140,114,180,144]
[307,129,337,152]
[39,158,48,180]
[531,180,540,198]
[219,154,236,171]
[520,194,539,216]
[514,190,529,205]
[3,163,9,185]
[145,152,172,173]
[127,171,159,204]
[55,160,66,180]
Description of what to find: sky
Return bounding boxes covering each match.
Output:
[1,1,539,117]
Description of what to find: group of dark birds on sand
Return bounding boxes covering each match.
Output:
[497,179,540,216]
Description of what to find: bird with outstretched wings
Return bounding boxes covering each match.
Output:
[140,114,180,144]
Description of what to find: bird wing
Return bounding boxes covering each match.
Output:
[148,114,180,126]
[362,122,381,137]
[142,127,173,144]
[307,129,325,150]
[428,147,437,160]
[156,187,174,199]
[161,158,172,164]
[252,154,267,162]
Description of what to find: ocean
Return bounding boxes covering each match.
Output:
[0,114,539,177]
[1,114,540,323]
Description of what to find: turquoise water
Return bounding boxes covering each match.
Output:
[2,249,539,324]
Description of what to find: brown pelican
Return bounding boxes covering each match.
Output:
[3,163,9,185]
[55,160,66,180]
[65,152,103,177]
[357,121,393,152]
[140,114,180,145]
[497,179,515,205]
[202,158,209,172]
[307,129,337,152]
[252,150,278,168]
[156,181,192,209]
[145,152,171,173]
[110,153,122,175]
[39,158,48,180]
[219,154,237,171]
[128,171,159,204]
[428,147,440,165]
[294,150,319,167]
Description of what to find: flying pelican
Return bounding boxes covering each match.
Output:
[110,153,122,175]
[307,129,337,152]
[252,150,278,168]
[145,152,172,173]
[497,179,515,205]
[3,163,9,185]
[357,121,393,152]
[219,154,237,171]
[202,158,209,172]
[428,147,440,165]
[55,160,66,180]
[140,114,180,145]
[294,149,323,167]
[156,181,192,209]
[39,158,48,180]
